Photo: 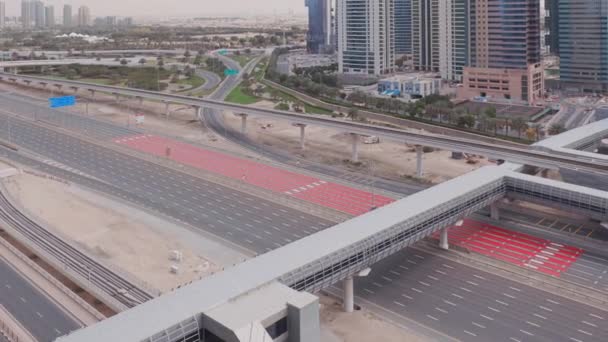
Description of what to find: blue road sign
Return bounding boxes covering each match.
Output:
[224,69,239,76]
[49,96,76,108]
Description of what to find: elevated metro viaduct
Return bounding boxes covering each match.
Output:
[56,165,608,342]
[3,72,608,176]
[531,119,608,191]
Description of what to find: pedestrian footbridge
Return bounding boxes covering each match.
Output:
[57,164,608,342]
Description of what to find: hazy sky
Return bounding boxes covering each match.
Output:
[3,0,307,17]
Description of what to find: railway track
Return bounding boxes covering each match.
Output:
[0,189,153,309]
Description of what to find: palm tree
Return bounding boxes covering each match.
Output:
[347,108,359,121]
[511,117,527,138]
[548,123,566,135]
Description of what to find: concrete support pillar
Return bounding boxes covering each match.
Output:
[490,203,500,221]
[88,89,96,98]
[293,123,306,150]
[343,276,354,313]
[239,113,248,134]
[194,106,202,120]
[350,133,359,162]
[439,228,449,250]
[164,102,170,117]
[114,93,120,103]
[415,145,424,178]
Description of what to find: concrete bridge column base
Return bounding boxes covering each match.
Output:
[239,113,248,134]
[293,123,306,150]
[416,145,424,178]
[350,133,359,162]
[490,204,500,221]
[439,228,449,250]
[343,276,354,313]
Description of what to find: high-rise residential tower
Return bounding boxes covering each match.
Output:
[305,0,332,53]
[21,0,32,28]
[77,6,91,26]
[438,0,470,81]
[544,0,559,55]
[45,5,54,28]
[63,4,72,27]
[551,0,608,92]
[459,0,544,104]
[33,0,45,28]
[412,0,439,72]
[337,0,395,76]
[394,0,412,55]
[0,2,5,28]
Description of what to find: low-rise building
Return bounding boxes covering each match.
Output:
[377,74,442,98]
[276,52,336,75]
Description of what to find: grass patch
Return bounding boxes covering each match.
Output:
[304,103,334,115]
[231,54,255,67]
[176,75,206,89]
[225,84,260,104]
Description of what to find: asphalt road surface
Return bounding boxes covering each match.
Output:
[0,259,80,342]
[194,70,221,91]
[0,113,333,253]
[355,248,608,342]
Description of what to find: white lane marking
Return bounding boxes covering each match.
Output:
[414,254,425,259]
[488,306,500,313]
[411,287,423,293]
[427,275,439,281]
[546,299,560,305]
[402,294,413,300]
[382,276,393,282]
[55,329,61,334]
[419,281,431,287]
[577,329,593,336]
[582,320,597,328]
[460,287,472,293]
[372,282,383,288]
[407,259,417,265]
[569,338,583,342]
[589,313,604,320]
[533,313,547,320]
[435,307,448,314]
[426,314,439,321]
[526,321,540,328]
[480,314,494,321]
[538,305,553,312]
[452,293,464,299]
[443,300,457,306]
[509,286,521,292]
[495,299,509,306]
[364,288,374,294]
[394,301,405,307]
[466,281,479,286]
[520,329,534,336]
[435,269,446,275]
[463,330,477,337]
[503,293,516,299]
[36,312,43,318]
[442,264,454,269]
[399,265,409,270]
[472,322,486,329]
[19,297,26,303]
[510,338,522,342]
[473,274,486,280]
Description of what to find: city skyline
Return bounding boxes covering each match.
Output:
[2,0,308,18]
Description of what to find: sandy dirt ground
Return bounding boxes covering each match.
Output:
[223,107,493,183]
[2,170,220,293]
[319,295,428,342]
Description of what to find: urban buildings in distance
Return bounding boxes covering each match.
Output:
[305,0,333,54]
[16,1,133,29]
